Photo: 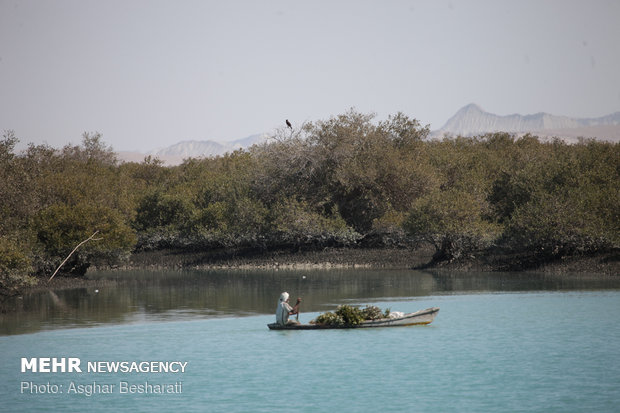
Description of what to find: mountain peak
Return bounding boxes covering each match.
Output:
[132,134,268,165]
[434,105,620,137]
[458,103,484,113]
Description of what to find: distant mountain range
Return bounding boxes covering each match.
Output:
[153,134,267,158]
[432,103,620,140]
[117,133,268,165]
[117,105,620,165]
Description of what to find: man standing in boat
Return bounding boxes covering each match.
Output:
[276,292,302,325]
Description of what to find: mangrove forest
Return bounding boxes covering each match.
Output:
[1,110,618,296]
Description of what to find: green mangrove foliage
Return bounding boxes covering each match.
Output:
[312,305,391,326]
[1,110,619,295]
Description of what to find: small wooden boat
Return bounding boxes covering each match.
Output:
[268,307,439,330]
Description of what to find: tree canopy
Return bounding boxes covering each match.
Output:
[1,111,618,295]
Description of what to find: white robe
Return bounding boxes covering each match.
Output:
[276,300,293,325]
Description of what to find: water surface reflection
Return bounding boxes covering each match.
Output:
[2,269,618,335]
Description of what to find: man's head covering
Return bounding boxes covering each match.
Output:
[279,292,289,302]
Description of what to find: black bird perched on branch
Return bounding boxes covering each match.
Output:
[286,119,292,130]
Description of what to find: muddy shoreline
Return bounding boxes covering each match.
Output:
[116,245,619,274]
[118,246,434,271]
[21,247,620,290]
[12,246,619,297]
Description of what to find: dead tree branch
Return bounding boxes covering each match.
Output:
[49,231,102,282]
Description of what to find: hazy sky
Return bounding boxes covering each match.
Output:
[1,0,619,152]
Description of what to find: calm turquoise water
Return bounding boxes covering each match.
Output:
[2,276,620,412]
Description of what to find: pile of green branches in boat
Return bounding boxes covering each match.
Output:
[312,305,391,326]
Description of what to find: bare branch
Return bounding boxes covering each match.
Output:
[49,231,102,282]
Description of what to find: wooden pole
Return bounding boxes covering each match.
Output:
[49,231,102,282]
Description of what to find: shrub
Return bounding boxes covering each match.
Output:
[134,191,194,232]
[268,198,361,247]
[404,189,500,262]
[0,237,37,297]
[33,203,136,275]
[505,192,617,258]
